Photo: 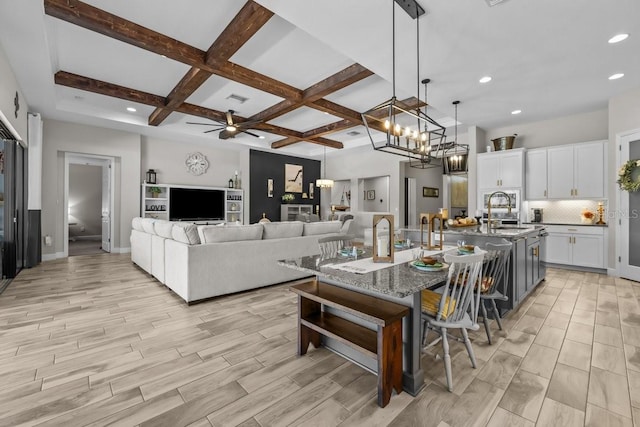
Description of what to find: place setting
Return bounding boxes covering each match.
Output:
[409,249,448,273]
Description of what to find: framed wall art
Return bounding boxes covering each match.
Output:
[267,178,273,197]
[423,187,439,198]
[284,164,303,193]
[309,182,314,199]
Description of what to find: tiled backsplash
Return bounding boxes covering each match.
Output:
[524,200,606,224]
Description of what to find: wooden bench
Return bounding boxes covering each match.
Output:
[290,279,410,408]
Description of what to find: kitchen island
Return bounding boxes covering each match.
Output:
[279,247,454,396]
[402,224,547,312]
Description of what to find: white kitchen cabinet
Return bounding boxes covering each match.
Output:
[543,225,605,269]
[525,149,548,199]
[547,141,605,199]
[477,148,524,190]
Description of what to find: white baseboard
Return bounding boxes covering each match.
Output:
[111,247,131,254]
[608,267,619,277]
[42,252,65,261]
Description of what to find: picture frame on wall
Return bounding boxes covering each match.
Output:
[284,164,303,193]
[267,178,273,198]
[423,187,439,198]
[309,182,314,199]
[366,190,375,200]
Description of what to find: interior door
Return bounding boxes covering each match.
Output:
[101,163,111,252]
[620,132,640,281]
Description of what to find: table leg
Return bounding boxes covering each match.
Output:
[402,291,425,396]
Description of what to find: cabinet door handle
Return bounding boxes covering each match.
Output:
[569,236,572,244]
[575,189,578,196]
[497,179,500,186]
[544,190,547,197]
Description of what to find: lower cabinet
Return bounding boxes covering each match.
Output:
[543,225,605,269]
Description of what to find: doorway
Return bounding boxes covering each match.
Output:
[618,130,640,281]
[64,154,114,257]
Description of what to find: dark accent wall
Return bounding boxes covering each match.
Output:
[249,150,320,223]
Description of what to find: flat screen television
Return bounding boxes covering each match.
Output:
[169,187,225,221]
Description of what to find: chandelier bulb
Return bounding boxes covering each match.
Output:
[384,120,390,130]
[394,123,401,133]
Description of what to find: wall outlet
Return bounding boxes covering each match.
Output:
[80,225,85,232]
[44,235,52,246]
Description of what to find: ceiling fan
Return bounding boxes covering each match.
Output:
[187,110,263,140]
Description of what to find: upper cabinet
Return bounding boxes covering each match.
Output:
[525,149,548,200]
[547,141,605,199]
[477,148,524,190]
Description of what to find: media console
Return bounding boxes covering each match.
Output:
[141,183,243,224]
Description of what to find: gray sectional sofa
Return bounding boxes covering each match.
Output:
[130,218,347,303]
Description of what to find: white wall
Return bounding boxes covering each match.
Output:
[404,162,443,221]
[68,164,102,237]
[609,87,640,268]
[0,43,27,142]
[484,109,608,151]
[42,120,141,256]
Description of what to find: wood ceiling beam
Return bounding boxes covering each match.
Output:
[308,99,363,124]
[302,64,373,103]
[54,71,344,147]
[148,67,213,126]
[44,0,302,102]
[149,1,273,126]
[55,71,166,107]
[302,120,353,139]
[205,1,273,65]
[44,0,205,67]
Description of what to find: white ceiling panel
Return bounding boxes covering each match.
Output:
[268,106,343,133]
[50,18,190,96]
[84,0,246,51]
[231,15,354,90]
[186,74,284,118]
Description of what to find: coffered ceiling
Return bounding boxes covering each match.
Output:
[0,0,638,158]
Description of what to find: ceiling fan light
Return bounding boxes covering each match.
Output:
[226,125,237,132]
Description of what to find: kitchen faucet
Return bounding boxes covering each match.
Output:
[486,191,512,233]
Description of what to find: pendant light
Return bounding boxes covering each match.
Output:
[316,147,334,188]
[362,0,447,163]
[443,100,469,174]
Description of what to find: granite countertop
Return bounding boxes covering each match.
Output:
[278,249,448,298]
[522,222,608,227]
[402,225,543,239]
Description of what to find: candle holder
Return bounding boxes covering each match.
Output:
[596,202,606,225]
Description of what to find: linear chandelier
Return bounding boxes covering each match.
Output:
[362,0,447,165]
[316,147,334,188]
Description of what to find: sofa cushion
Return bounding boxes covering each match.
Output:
[131,217,144,232]
[154,220,174,239]
[141,218,157,235]
[262,221,304,239]
[303,220,342,236]
[199,224,263,243]
[171,223,201,245]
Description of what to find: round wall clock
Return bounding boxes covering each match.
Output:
[185,152,209,176]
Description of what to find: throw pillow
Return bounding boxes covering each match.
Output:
[302,221,342,236]
[171,223,201,245]
[199,224,263,243]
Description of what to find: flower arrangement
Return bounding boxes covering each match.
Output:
[581,207,595,224]
[281,193,295,203]
[617,159,640,192]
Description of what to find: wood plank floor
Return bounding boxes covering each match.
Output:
[0,254,638,426]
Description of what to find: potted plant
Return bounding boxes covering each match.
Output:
[282,193,295,203]
[149,186,163,198]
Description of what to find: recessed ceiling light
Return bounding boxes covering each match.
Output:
[608,34,629,44]
[609,73,624,80]
[479,76,492,83]
[511,110,522,115]
[126,107,137,112]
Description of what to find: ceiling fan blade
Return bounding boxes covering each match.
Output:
[186,122,217,126]
[240,129,261,138]
[204,129,221,134]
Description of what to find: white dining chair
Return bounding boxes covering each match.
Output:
[421,250,486,392]
[479,241,512,344]
[317,234,355,258]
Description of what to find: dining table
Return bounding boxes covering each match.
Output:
[278,244,457,396]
